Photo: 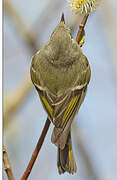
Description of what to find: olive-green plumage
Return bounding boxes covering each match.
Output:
[30,14,91,174]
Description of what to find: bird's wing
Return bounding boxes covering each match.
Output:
[35,84,87,149]
[51,87,87,149]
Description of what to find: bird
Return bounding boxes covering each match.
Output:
[30,13,91,174]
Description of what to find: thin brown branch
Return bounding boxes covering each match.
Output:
[76,13,89,45]
[72,123,99,180]
[21,118,51,180]
[3,145,15,180]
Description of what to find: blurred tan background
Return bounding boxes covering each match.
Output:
[3,0,117,179]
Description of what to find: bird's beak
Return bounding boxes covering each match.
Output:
[60,13,65,24]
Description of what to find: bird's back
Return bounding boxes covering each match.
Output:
[31,38,89,96]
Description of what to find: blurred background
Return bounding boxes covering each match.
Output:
[3,0,117,179]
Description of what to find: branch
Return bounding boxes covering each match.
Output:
[21,118,51,180]
[76,13,89,45]
[3,145,15,180]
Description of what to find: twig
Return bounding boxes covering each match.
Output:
[72,123,99,180]
[76,13,89,45]
[3,145,15,180]
[21,118,51,180]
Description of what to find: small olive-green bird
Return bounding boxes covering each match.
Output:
[30,14,91,174]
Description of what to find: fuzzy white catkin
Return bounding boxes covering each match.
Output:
[66,0,101,14]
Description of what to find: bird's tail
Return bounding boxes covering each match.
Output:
[57,130,77,174]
